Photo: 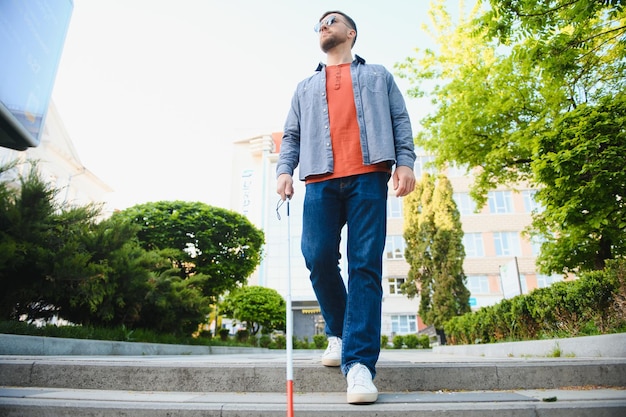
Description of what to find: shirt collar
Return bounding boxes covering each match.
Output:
[315,54,366,72]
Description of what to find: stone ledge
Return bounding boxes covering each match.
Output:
[433,333,626,358]
[0,333,267,356]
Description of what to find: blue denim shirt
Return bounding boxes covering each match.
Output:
[276,55,415,181]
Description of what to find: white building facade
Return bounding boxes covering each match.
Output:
[0,101,112,212]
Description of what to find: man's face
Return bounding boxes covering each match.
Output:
[317,14,353,53]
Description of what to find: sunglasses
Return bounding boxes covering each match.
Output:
[314,15,344,33]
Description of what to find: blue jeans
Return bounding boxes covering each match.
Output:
[301,172,389,378]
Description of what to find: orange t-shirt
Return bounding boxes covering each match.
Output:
[306,63,389,184]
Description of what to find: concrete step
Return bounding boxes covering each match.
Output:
[0,386,625,416]
[1,349,625,416]
[1,351,625,392]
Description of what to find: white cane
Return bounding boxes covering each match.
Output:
[281,196,294,417]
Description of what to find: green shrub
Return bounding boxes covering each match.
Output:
[443,259,626,345]
[259,335,272,348]
[236,329,249,342]
[293,336,312,349]
[198,330,212,339]
[274,335,286,349]
[313,334,326,349]
[218,328,230,341]
[418,334,430,349]
[404,334,419,349]
[392,335,404,349]
[381,334,389,348]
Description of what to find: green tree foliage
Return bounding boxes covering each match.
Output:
[0,164,215,335]
[138,264,212,335]
[220,285,286,335]
[115,201,265,300]
[397,0,626,273]
[403,173,471,329]
[0,163,104,321]
[532,94,626,272]
[50,215,148,326]
[55,219,212,335]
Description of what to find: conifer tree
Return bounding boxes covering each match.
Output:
[403,173,470,330]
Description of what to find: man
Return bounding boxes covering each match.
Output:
[276,10,416,404]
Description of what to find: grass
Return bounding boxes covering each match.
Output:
[547,343,563,358]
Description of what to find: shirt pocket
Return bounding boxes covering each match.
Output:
[365,71,386,93]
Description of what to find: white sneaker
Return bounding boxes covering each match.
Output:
[321,336,341,367]
[346,363,378,404]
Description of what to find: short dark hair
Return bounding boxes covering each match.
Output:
[319,10,357,47]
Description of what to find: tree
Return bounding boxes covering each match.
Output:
[53,215,213,335]
[403,173,470,329]
[49,214,149,326]
[397,0,626,273]
[532,93,626,272]
[220,285,286,335]
[114,201,265,300]
[0,164,213,335]
[138,264,212,336]
[0,162,105,321]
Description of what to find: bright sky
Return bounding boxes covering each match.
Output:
[51,0,458,211]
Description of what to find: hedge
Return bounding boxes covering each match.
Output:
[444,259,626,345]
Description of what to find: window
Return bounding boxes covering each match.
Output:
[385,235,406,259]
[388,197,402,218]
[391,315,417,334]
[414,154,436,176]
[463,233,484,257]
[388,277,406,295]
[537,274,562,288]
[522,190,543,213]
[530,235,545,257]
[446,163,469,178]
[488,191,513,214]
[453,192,477,215]
[493,232,522,256]
[466,275,490,294]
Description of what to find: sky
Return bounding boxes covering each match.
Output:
[51,0,460,211]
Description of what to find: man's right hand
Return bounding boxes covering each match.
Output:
[277,173,294,201]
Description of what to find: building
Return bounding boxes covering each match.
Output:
[413,153,564,310]
[231,134,562,340]
[0,101,112,212]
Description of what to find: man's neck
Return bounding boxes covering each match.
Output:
[326,49,353,66]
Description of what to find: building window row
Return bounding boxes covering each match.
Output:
[391,314,417,334]
[387,231,540,259]
[463,232,526,257]
[453,190,542,215]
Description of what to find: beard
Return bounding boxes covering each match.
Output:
[320,34,342,53]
